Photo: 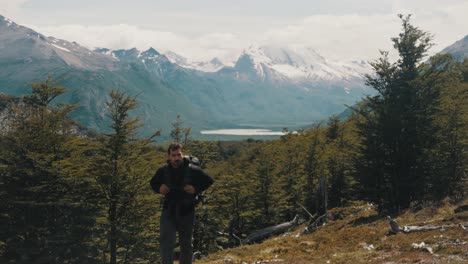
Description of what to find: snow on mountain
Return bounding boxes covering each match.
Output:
[165,51,225,72]
[241,45,371,81]
[47,36,86,54]
[1,15,18,28]
[232,52,289,82]
[43,36,118,69]
[0,15,116,70]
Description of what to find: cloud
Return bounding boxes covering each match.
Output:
[30,24,188,52]
[21,0,468,63]
[259,14,400,61]
[258,1,468,61]
[28,23,246,63]
[0,0,31,17]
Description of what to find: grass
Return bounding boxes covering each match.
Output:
[195,199,468,264]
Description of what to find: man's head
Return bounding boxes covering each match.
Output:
[167,142,184,168]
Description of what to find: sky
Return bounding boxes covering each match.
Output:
[1,0,467,63]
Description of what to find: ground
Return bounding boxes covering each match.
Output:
[196,199,468,264]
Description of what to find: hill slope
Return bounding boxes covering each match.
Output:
[198,200,468,264]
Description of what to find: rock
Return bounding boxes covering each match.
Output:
[359,242,375,250]
[411,242,433,254]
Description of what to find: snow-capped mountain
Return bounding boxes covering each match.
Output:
[165,51,225,72]
[95,47,182,79]
[95,47,166,64]
[239,45,371,81]
[162,45,372,85]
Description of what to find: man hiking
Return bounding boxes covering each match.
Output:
[150,142,214,264]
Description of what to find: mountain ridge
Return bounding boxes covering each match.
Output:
[439,34,468,61]
[1,15,465,139]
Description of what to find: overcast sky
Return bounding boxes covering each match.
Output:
[1,0,467,63]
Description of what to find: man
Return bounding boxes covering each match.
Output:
[150,142,214,264]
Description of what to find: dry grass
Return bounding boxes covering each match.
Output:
[196,199,468,264]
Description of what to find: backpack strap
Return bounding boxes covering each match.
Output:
[163,165,171,188]
[184,163,205,206]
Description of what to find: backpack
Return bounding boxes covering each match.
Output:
[163,155,205,207]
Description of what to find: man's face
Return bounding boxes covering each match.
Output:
[168,148,183,168]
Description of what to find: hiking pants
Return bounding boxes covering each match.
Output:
[160,207,195,264]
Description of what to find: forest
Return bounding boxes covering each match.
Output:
[0,15,466,264]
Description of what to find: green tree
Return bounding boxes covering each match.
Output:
[324,116,361,208]
[273,131,305,220]
[422,55,468,200]
[357,14,433,212]
[89,90,160,264]
[0,77,99,263]
[303,125,326,214]
[170,114,192,145]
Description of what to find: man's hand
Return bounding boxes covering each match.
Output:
[183,185,196,194]
[159,184,170,195]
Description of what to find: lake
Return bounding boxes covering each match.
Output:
[200,129,287,136]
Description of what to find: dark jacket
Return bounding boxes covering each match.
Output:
[150,159,214,213]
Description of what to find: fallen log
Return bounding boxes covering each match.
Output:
[297,213,328,236]
[388,217,467,234]
[242,215,299,244]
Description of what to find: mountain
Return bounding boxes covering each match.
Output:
[0,15,376,139]
[0,15,209,135]
[165,51,225,72]
[439,34,468,61]
[240,45,371,82]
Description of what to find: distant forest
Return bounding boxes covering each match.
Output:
[0,15,466,264]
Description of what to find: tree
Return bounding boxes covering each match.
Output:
[303,125,326,214]
[357,14,433,212]
[274,131,304,220]
[421,55,468,200]
[324,116,361,208]
[89,90,160,264]
[170,115,192,145]
[0,77,99,263]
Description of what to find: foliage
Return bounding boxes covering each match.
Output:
[0,76,100,263]
[88,90,160,264]
[354,15,450,213]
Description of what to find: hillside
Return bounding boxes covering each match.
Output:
[439,35,468,61]
[197,200,468,264]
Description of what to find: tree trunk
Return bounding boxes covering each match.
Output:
[315,176,328,224]
[109,201,117,264]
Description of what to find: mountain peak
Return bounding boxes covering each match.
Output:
[109,48,140,61]
[141,47,160,58]
[210,57,223,66]
[243,45,327,67]
[234,53,255,70]
[165,51,225,72]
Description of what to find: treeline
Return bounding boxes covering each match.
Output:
[0,81,164,263]
[0,15,467,263]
